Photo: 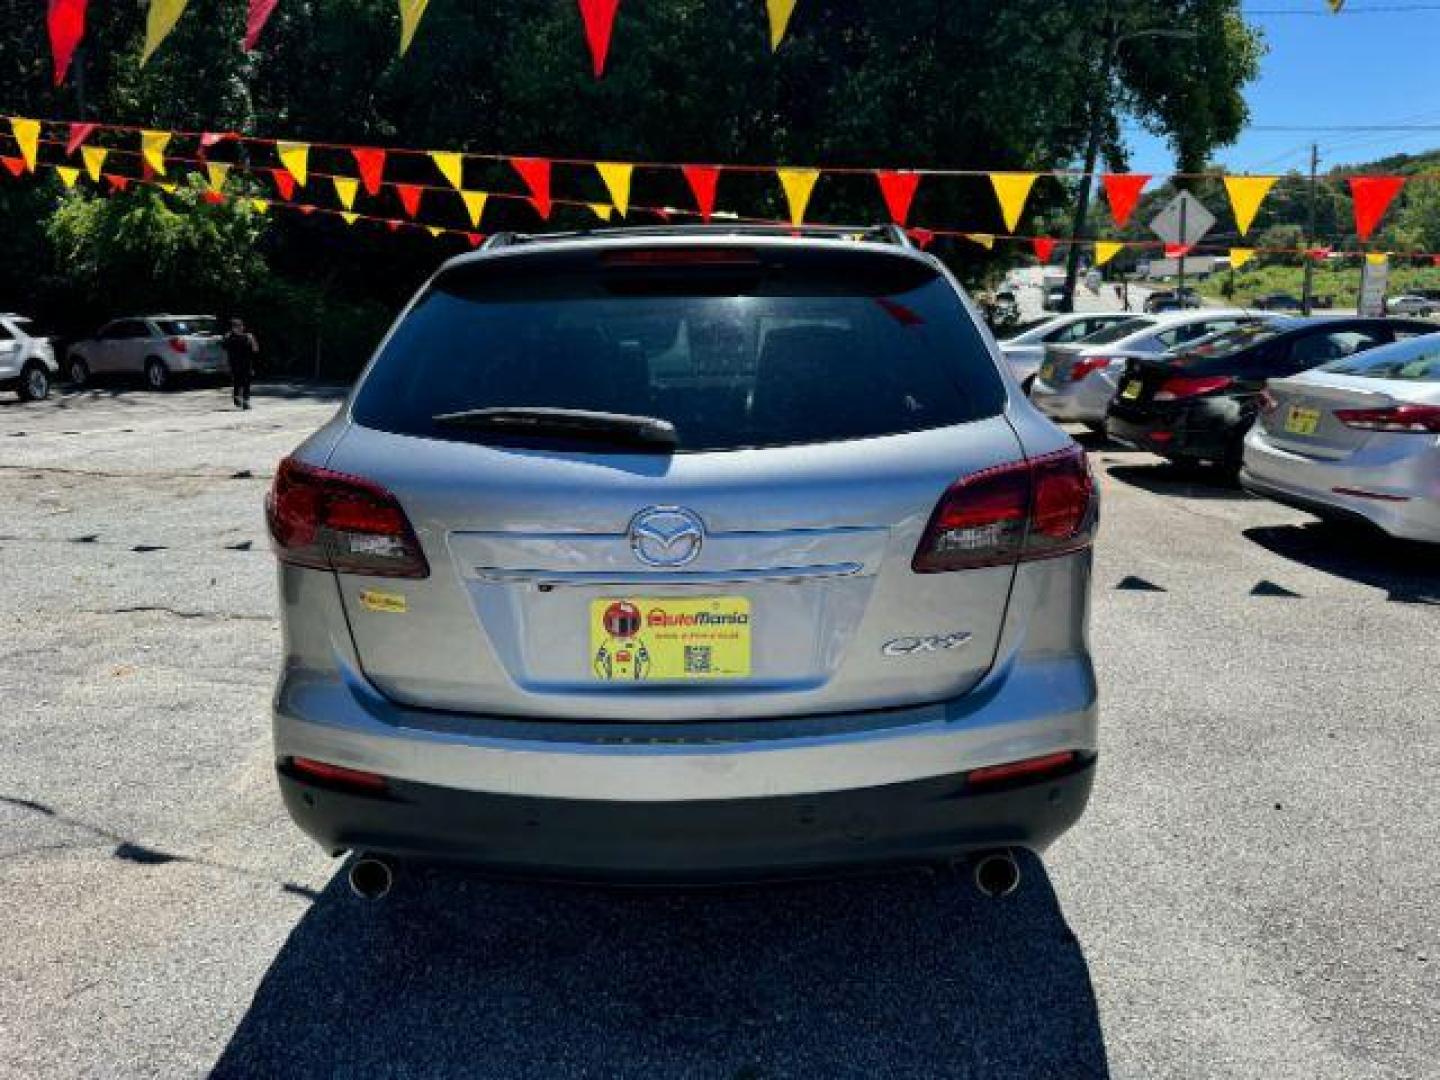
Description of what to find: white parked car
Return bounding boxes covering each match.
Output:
[997,313,1132,387]
[1029,309,1273,427]
[1242,331,1440,543]
[66,315,228,391]
[0,314,59,401]
[1386,295,1439,317]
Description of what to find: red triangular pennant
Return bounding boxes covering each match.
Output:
[681,165,720,222]
[385,219,403,233]
[65,121,95,156]
[577,0,621,78]
[1032,236,1056,262]
[47,0,87,87]
[1163,243,1192,258]
[1308,246,1332,261]
[352,148,386,196]
[200,131,230,150]
[245,0,280,51]
[1101,173,1150,229]
[297,204,315,216]
[875,171,921,226]
[270,169,296,201]
[105,174,130,192]
[1,157,25,178]
[466,232,484,248]
[907,227,935,250]
[395,183,423,218]
[201,190,226,205]
[1349,176,1405,242]
[510,157,552,218]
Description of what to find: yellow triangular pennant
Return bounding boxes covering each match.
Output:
[1094,241,1124,267]
[157,181,177,194]
[1228,247,1255,270]
[430,151,464,190]
[81,146,108,182]
[56,166,80,189]
[140,130,171,176]
[777,167,819,227]
[989,172,1038,233]
[276,141,309,187]
[1223,176,1277,237]
[1365,252,1388,266]
[398,0,431,55]
[332,176,359,210]
[426,225,444,238]
[766,0,798,51]
[596,162,632,217]
[457,190,488,228]
[9,118,40,172]
[205,162,231,192]
[248,198,271,214]
[340,211,360,226]
[141,0,191,65]
[588,203,613,223]
[963,232,995,250]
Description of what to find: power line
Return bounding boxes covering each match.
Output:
[1244,3,1440,14]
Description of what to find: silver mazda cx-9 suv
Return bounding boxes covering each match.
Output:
[267,225,1099,886]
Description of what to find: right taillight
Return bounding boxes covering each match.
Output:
[1069,356,1114,382]
[1334,405,1440,433]
[912,445,1096,572]
[1154,375,1233,401]
[266,456,429,577]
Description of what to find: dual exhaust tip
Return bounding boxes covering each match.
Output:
[346,849,1020,901]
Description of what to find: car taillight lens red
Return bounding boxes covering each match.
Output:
[1069,357,1113,381]
[266,457,429,577]
[913,445,1096,572]
[168,336,188,353]
[1154,375,1233,401]
[967,751,1078,788]
[1334,405,1440,433]
[288,757,389,793]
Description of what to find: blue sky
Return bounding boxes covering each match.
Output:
[1126,4,1440,175]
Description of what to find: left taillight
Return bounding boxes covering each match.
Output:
[168,336,189,354]
[1069,356,1114,382]
[1334,404,1440,433]
[266,456,429,577]
[1154,374,1233,401]
[912,445,1097,573]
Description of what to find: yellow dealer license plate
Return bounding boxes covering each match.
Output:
[1040,360,1055,381]
[1284,405,1320,435]
[1122,379,1142,400]
[590,597,751,682]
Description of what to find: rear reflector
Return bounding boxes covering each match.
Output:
[266,457,429,577]
[913,445,1096,572]
[1334,404,1440,433]
[288,757,389,793]
[967,751,1078,788]
[1154,375,1233,401]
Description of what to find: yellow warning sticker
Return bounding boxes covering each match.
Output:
[358,589,408,614]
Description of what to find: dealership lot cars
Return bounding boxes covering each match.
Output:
[1,385,1435,1078]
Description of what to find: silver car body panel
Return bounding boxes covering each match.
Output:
[0,316,57,383]
[998,313,1130,384]
[70,316,228,376]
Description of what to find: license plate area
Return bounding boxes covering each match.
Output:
[590,597,751,682]
[1284,405,1320,435]
[1121,379,1142,400]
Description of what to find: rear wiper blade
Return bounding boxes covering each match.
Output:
[431,407,678,448]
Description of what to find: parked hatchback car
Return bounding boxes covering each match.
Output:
[1386,294,1439,317]
[1242,331,1440,542]
[997,312,1132,387]
[66,315,227,390]
[0,314,59,401]
[1105,317,1434,471]
[266,226,1100,889]
[1029,309,1269,428]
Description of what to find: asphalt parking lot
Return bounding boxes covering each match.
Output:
[1,382,1435,1080]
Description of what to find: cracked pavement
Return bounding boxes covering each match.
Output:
[0,381,1436,1079]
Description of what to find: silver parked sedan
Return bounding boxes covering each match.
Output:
[266,226,1099,890]
[1029,309,1271,426]
[997,312,1132,387]
[1243,332,1440,542]
[67,315,228,390]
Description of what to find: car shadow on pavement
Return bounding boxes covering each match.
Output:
[1104,462,1250,501]
[211,855,1108,1079]
[1243,522,1440,605]
[1070,429,1141,454]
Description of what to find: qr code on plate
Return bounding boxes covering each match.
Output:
[684,646,713,674]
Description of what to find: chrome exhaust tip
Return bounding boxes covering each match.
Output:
[348,855,396,901]
[971,849,1021,898]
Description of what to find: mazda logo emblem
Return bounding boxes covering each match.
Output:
[628,506,705,568]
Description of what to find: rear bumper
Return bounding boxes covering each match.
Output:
[277,756,1096,880]
[1029,374,1115,423]
[1106,398,1247,463]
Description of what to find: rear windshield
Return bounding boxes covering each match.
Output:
[1174,323,1286,364]
[352,247,1006,452]
[1320,338,1440,381]
[1079,318,1154,345]
[158,318,217,336]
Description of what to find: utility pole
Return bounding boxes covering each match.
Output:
[1059,15,1119,314]
[1302,142,1319,316]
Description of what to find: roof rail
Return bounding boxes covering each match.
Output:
[477,223,915,250]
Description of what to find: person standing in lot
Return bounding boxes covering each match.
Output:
[223,317,260,409]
